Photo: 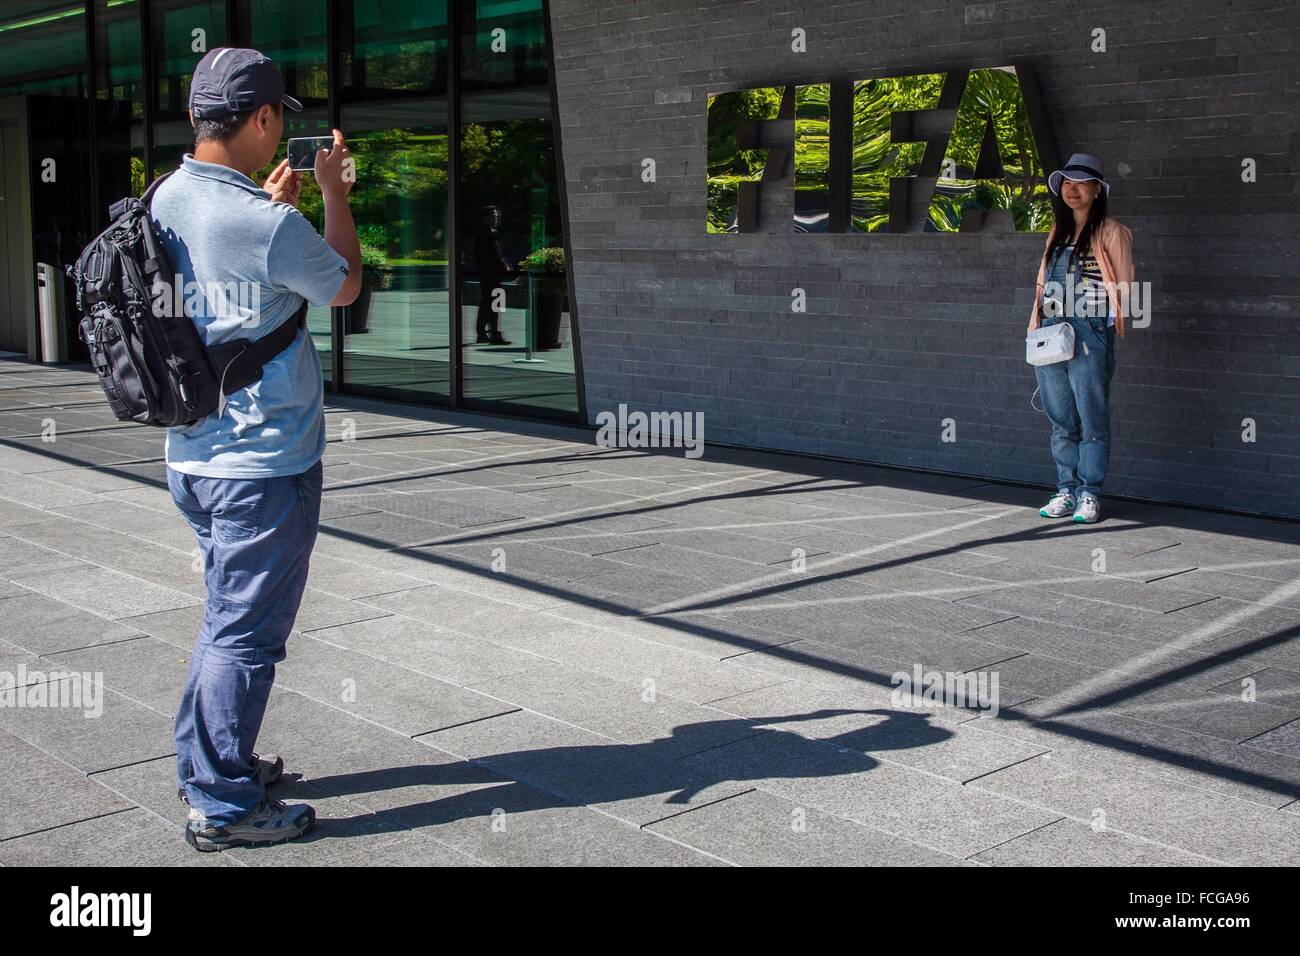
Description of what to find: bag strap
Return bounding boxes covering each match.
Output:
[141,172,174,209]
[107,172,173,221]
[238,302,308,382]
[207,302,309,408]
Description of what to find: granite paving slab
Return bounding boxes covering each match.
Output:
[973,754,1300,865]
[644,788,971,866]
[0,678,175,773]
[305,613,545,687]
[7,564,199,619]
[970,817,1220,867]
[424,708,752,826]
[272,635,519,736]
[0,729,135,840]
[0,808,237,866]
[678,728,1062,859]
[0,591,145,655]
[3,357,1298,866]
[43,636,192,717]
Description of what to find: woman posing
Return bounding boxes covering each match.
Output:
[1028,152,1135,524]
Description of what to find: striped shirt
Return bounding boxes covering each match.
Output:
[1049,243,1114,324]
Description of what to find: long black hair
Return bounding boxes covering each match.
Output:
[1047,183,1108,268]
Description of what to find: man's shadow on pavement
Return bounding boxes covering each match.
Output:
[287,707,954,845]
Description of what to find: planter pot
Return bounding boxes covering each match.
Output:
[348,280,373,334]
[536,292,566,350]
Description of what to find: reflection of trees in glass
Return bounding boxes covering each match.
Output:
[350,38,444,91]
[299,128,449,266]
[793,84,830,231]
[248,0,328,100]
[349,0,447,89]
[460,119,562,266]
[517,246,566,295]
[928,67,1051,232]
[463,15,547,85]
[851,73,944,233]
[130,155,146,198]
[357,223,388,266]
[154,2,226,119]
[706,87,782,233]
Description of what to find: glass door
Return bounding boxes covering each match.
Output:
[337,0,451,404]
[457,0,577,419]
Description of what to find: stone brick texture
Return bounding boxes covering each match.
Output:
[549,0,1300,517]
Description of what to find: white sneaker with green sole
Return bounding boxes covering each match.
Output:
[1039,491,1076,518]
[1073,493,1101,524]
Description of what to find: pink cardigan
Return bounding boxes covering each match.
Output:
[1031,217,1136,337]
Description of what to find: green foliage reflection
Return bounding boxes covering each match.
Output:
[851,73,944,232]
[706,87,783,233]
[928,67,1051,232]
[793,84,830,231]
[299,128,450,269]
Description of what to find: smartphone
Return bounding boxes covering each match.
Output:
[286,136,334,172]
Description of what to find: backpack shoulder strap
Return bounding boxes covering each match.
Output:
[207,303,309,417]
[141,171,175,210]
[246,301,308,370]
[106,172,172,222]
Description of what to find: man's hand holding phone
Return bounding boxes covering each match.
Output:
[310,128,362,307]
[315,129,354,203]
[262,159,301,208]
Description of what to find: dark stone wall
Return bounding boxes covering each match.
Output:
[550,0,1300,517]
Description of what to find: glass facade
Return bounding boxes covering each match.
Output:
[459,0,573,415]
[241,0,334,383]
[339,0,451,403]
[95,0,146,198]
[0,0,578,420]
[0,3,92,356]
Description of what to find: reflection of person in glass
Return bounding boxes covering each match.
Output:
[35,220,64,268]
[474,204,512,345]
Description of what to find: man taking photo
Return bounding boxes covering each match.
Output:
[149,47,361,851]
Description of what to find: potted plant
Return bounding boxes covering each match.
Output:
[517,246,567,350]
[349,225,391,334]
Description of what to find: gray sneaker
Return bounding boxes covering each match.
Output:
[186,798,315,853]
[1073,493,1102,524]
[1039,490,1076,518]
[178,753,284,806]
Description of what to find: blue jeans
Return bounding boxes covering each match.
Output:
[1034,315,1116,498]
[167,460,322,825]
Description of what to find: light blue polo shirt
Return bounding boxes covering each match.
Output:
[149,154,348,478]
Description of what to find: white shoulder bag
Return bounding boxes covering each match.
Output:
[1026,321,1074,366]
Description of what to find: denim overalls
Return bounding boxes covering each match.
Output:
[1035,244,1117,498]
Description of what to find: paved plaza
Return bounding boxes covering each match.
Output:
[0,356,1297,866]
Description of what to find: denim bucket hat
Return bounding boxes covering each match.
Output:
[1048,152,1110,196]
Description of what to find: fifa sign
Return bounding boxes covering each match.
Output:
[706,65,1058,234]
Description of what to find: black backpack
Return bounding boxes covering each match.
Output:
[68,173,305,428]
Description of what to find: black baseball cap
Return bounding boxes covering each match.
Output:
[188,47,303,120]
